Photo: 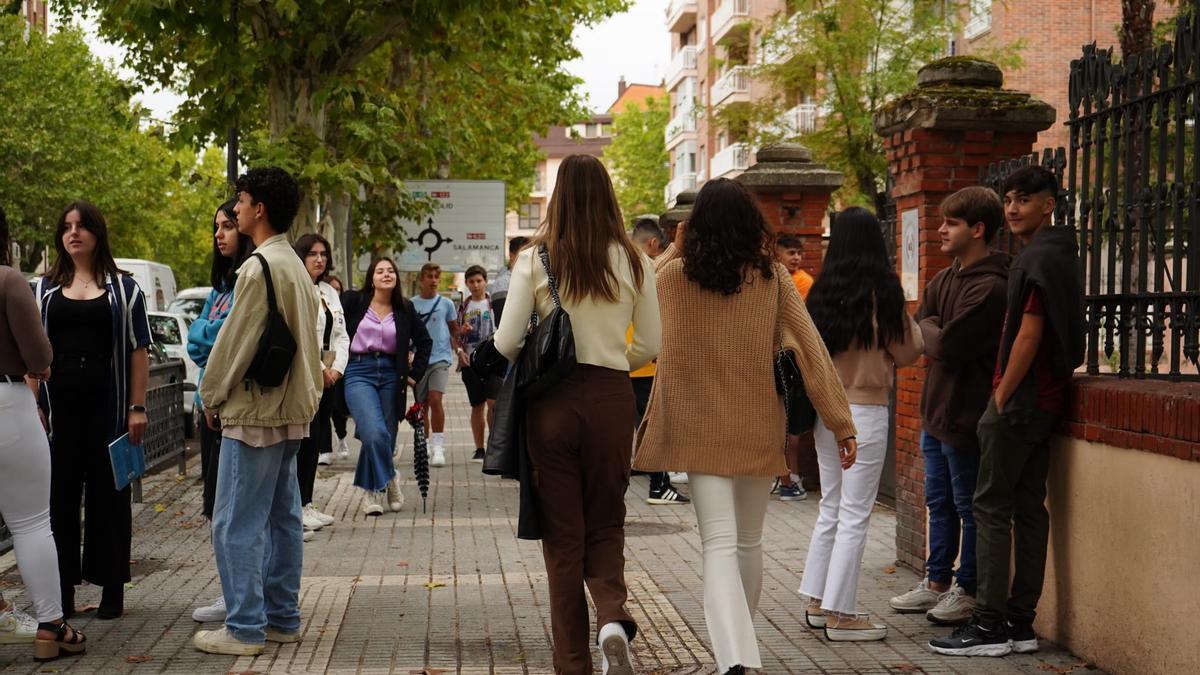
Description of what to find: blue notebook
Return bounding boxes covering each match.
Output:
[108,433,147,491]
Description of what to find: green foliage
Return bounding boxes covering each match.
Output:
[0,16,215,283]
[606,96,670,224]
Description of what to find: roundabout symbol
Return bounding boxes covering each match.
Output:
[407,217,453,261]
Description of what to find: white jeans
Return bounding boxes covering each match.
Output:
[689,473,773,672]
[0,384,62,621]
[799,404,890,615]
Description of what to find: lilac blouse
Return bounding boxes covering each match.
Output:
[350,308,396,355]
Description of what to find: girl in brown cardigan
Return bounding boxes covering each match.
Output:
[633,179,856,675]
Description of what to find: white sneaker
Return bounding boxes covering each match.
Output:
[336,438,349,458]
[597,621,633,675]
[0,606,38,644]
[191,596,227,623]
[889,577,943,613]
[926,583,975,625]
[362,492,384,516]
[430,447,446,467]
[317,452,333,465]
[668,471,688,484]
[193,627,265,655]
[386,479,404,512]
[301,506,325,531]
[305,503,335,526]
[302,529,315,542]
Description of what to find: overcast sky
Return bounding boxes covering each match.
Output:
[69,0,670,122]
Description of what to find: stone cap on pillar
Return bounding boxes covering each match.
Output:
[660,189,695,230]
[734,143,843,195]
[874,56,1055,136]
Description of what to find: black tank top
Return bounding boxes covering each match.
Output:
[49,293,112,360]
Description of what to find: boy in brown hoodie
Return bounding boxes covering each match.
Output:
[890,187,1009,626]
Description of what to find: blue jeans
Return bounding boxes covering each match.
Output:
[922,431,978,595]
[344,357,398,492]
[212,437,303,644]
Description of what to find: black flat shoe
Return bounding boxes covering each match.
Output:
[97,586,123,620]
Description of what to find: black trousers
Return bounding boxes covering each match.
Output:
[297,386,335,505]
[332,379,348,440]
[199,413,221,519]
[49,360,132,587]
[632,377,670,493]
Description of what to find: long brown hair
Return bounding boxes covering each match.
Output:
[47,201,122,286]
[532,154,644,303]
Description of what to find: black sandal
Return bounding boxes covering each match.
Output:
[34,621,86,662]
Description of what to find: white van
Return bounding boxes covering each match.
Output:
[115,259,177,311]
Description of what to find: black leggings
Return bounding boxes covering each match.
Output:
[297,387,335,505]
[332,380,348,440]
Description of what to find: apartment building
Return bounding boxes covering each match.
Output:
[19,0,48,34]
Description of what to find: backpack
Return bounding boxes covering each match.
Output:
[244,253,297,387]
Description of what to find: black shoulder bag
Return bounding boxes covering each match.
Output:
[774,271,817,435]
[514,245,576,401]
[244,253,298,388]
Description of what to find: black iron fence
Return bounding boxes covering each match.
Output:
[0,360,186,555]
[984,11,1200,380]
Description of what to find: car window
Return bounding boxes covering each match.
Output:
[149,315,182,345]
[167,297,207,320]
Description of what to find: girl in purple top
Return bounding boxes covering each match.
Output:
[340,258,431,515]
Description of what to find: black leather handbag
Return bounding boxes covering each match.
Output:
[244,253,297,388]
[514,245,576,401]
[773,272,816,434]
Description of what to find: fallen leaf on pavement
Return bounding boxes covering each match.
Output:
[175,473,186,482]
[76,604,99,613]
[409,669,448,675]
[397,561,409,567]
[175,511,184,516]
[882,565,896,574]
[153,503,166,513]
[1036,662,1091,674]
[124,655,152,663]
[424,581,446,589]
[889,665,924,673]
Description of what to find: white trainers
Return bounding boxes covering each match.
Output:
[336,438,349,458]
[0,605,38,644]
[305,503,335,526]
[430,447,446,467]
[668,471,688,484]
[597,621,633,675]
[301,506,325,531]
[386,479,404,512]
[302,529,315,542]
[889,577,944,613]
[191,596,227,623]
[926,583,975,625]
[193,627,264,655]
[317,452,333,465]
[362,492,384,516]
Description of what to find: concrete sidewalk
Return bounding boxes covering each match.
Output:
[0,381,1096,674]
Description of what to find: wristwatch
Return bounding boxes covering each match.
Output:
[129,404,147,413]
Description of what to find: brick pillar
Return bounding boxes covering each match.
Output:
[736,143,843,277]
[873,57,1055,570]
[659,189,694,244]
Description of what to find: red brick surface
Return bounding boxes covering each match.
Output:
[1063,376,1200,460]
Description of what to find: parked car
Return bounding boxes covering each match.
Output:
[167,286,212,321]
[115,258,177,311]
[148,311,199,436]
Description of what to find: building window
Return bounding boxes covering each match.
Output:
[965,0,991,39]
[518,202,541,230]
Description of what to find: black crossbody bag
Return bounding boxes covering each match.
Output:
[244,253,297,388]
[514,245,576,401]
[774,271,817,434]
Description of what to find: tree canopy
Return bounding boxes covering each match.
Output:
[606,96,670,224]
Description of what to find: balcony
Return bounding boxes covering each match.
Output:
[759,13,800,66]
[763,102,819,138]
[665,172,698,206]
[711,0,750,44]
[665,45,698,90]
[665,0,698,33]
[711,142,752,178]
[711,65,751,107]
[665,107,698,146]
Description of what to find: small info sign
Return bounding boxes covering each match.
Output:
[901,208,919,301]
[396,180,506,273]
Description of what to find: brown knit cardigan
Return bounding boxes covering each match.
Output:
[633,246,856,478]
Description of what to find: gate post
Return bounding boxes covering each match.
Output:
[873,57,1055,570]
[659,189,695,245]
[736,143,843,277]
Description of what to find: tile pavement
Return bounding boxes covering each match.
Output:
[0,380,1099,674]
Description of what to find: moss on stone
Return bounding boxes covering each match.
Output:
[878,85,1044,118]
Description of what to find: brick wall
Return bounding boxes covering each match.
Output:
[1064,376,1200,461]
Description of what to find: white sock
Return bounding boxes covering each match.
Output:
[791,473,802,484]
[432,432,444,448]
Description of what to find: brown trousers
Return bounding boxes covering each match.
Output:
[526,365,638,675]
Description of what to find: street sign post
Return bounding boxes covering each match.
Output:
[396,180,506,273]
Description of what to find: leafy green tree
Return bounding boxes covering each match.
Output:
[605,96,670,223]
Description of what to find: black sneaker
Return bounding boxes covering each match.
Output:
[928,618,1011,657]
[471,448,485,463]
[1006,620,1038,653]
[646,485,691,505]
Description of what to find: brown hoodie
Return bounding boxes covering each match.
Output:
[917,251,1011,453]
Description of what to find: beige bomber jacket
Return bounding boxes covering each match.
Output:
[199,234,323,427]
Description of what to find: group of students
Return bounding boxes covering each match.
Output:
[0,157,1082,673]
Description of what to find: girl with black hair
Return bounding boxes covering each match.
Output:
[33,201,153,622]
[798,206,923,642]
[633,178,856,674]
[187,198,254,624]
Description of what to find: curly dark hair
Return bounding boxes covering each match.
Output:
[235,167,301,233]
[682,178,775,295]
[806,207,908,356]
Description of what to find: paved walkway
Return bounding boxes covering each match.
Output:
[0,380,1096,674]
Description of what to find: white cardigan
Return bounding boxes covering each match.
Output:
[315,280,350,374]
